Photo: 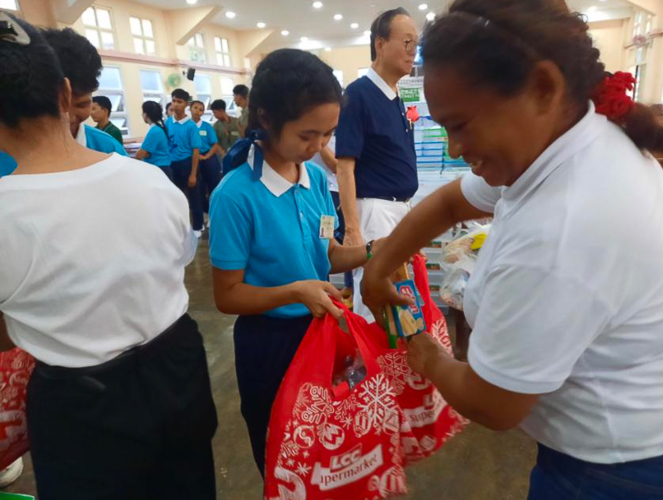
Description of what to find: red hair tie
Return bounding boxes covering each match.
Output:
[592,72,636,122]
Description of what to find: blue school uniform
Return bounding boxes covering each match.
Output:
[165,116,202,161]
[140,124,171,168]
[0,152,17,177]
[195,121,218,155]
[209,143,338,474]
[79,124,128,156]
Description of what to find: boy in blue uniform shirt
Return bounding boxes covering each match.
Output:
[190,101,222,215]
[165,89,203,236]
[41,28,126,157]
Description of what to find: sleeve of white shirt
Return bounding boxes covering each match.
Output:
[468,264,612,394]
[461,172,501,214]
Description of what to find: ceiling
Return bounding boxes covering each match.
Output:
[134,0,635,48]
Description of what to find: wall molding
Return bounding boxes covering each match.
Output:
[98,49,246,75]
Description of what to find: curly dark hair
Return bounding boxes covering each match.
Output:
[41,27,102,96]
[248,49,342,138]
[0,15,65,128]
[422,0,663,153]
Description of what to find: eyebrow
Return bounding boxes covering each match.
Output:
[300,126,337,135]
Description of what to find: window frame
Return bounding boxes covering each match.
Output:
[81,5,116,51]
[187,33,207,64]
[130,16,157,56]
[96,66,131,137]
[140,69,166,108]
[214,36,232,67]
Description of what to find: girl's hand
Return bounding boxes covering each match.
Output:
[407,333,446,378]
[293,280,343,319]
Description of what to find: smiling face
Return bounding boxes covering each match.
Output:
[424,65,564,187]
[68,92,93,137]
[376,14,418,78]
[268,102,340,165]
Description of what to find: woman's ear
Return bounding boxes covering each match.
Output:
[526,60,567,117]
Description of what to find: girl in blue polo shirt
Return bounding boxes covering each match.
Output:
[136,101,173,180]
[209,49,381,476]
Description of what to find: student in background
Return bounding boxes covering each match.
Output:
[136,101,173,181]
[91,96,124,145]
[190,101,222,208]
[41,28,126,156]
[0,15,217,498]
[165,102,174,117]
[233,84,250,137]
[166,89,204,237]
[211,99,240,164]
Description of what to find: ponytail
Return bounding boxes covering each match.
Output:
[142,100,168,139]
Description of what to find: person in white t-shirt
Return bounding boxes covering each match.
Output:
[0,15,217,499]
[363,1,663,499]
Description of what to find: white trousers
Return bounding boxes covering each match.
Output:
[353,198,411,321]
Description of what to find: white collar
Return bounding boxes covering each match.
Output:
[367,67,398,100]
[173,115,190,125]
[194,120,203,128]
[75,124,87,147]
[248,145,311,196]
[502,102,604,212]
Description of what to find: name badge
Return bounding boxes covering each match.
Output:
[200,130,208,137]
[319,215,335,239]
[231,131,240,137]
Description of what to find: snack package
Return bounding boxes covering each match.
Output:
[392,280,426,338]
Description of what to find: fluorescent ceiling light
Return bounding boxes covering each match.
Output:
[418,3,428,10]
[313,1,323,8]
[281,30,290,36]
[225,11,236,19]
[426,12,436,21]
[350,23,359,29]
[256,22,266,28]
[334,14,343,21]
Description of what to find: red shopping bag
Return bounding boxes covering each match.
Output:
[265,303,412,500]
[0,349,35,470]
[371,255,468,463]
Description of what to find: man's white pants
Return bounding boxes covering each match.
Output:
[353,198,411,321]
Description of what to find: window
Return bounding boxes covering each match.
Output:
[96,67,130,136]
[220,77,238,116]
[194,74,213,120]
[0,0,19,11]
[187,33,206,63]
[130,17,156,56]
[81,6,115,50]
[140,70,165,106]
[333,70,344,88]
[214,37,231,67]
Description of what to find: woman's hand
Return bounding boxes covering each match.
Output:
[362,258,413,327]
[407,334,447,378]
[293,280,343,319]
[188,175,197,188]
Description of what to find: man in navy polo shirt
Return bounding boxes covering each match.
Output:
[335,7,418,318]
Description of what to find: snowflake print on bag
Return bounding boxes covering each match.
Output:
[430,319,453,355]
[376,352,410,396]
[295,384,333,425]
[358,374,397,431]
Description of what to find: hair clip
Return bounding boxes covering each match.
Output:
[0,13,30,46]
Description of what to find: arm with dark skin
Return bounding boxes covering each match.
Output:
[201,143,220,160]
[362,179,539,430]
[135,149,150,161]
[189,149,200,187]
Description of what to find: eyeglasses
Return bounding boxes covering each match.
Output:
[402,38,418,54]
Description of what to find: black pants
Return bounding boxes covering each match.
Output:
[234,314,313,476]
[199,155,222,214]
[171,158,204,231]
[27,314,218,500]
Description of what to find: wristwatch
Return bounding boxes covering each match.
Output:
[366,240,375,260]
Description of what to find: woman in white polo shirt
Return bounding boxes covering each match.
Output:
[0,16,217,499]
[363,1,663,498]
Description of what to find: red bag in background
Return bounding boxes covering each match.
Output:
[0,349,35,470]
[373,255,468,464]
[265,304,414,500]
